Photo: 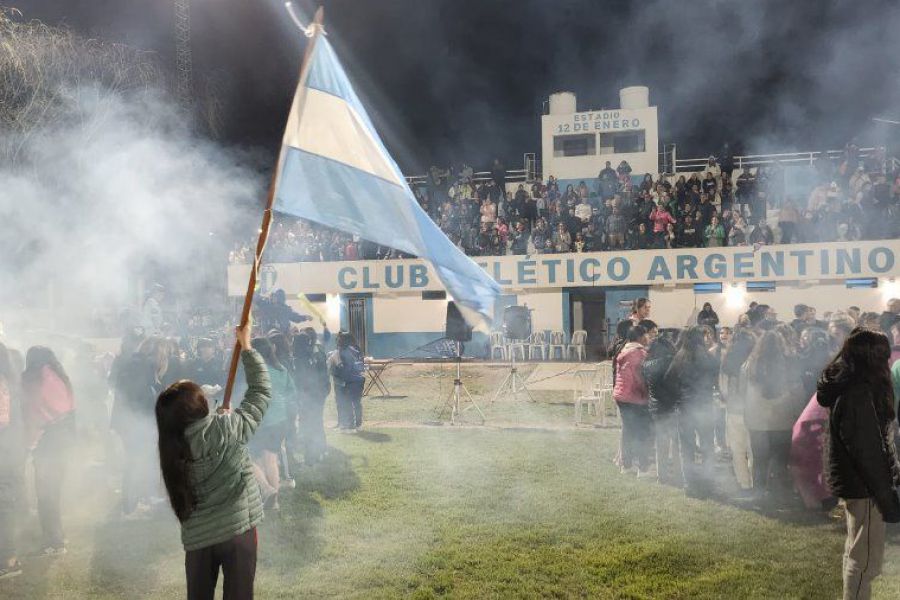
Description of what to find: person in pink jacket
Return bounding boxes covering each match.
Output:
[649,205,677,236]
[613,325,651,476]
[790,393,835,510]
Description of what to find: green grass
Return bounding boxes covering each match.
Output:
[5,364,899,598]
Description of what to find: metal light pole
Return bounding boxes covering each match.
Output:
[174,0,193,108]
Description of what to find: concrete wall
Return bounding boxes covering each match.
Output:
[541,106,659,181]
[648,280,895,329]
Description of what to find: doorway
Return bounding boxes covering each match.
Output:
[567,288,607,359]
[347,297,368,354]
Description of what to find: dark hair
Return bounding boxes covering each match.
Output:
[22,346,72,394]
[121,328,146,356]
[721,328,756,377]
[292,330,313,358]
[615,320,632,339]
[666,326,709,380]
[631,297,649,314]
[638,319,658,332]
[268,333,292,370]
[825,328,895,419]
[646,337,675,360]
[794,304,809,319]
[702,302,713,312]
[745,331,789,399]
[626,326,647,342]
[251,337,283,371]
[156,381,210,522]
[336,331,358,350]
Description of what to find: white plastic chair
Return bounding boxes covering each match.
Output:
[528,331,548,360]
[489,332,506,360]
[548,331,568,360]
[593,361,617,426]
[507,335,529,361]
[574,367,601,424]
[568,330,587,361]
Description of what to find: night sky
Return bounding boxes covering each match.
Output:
[21,0,900,174]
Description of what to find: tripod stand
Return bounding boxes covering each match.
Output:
[438,341,485,424]
[491,344,535,403]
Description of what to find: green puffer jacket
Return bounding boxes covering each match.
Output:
[181,349,271,551]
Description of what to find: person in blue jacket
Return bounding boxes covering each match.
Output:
[328,332,365,431]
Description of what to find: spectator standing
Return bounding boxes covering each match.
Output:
[644,337,681,485]
[329,332,365,432]
[697,303,719,330]
[742,331,805,504]
[249,338,295,511]
[606,207,627,249]
[612,326,652,477]
[665,326,719,497]
[649,203,676,246]
[292,330,331,465]
[818,329,900,600]
[704,215,726,247]
[598,161,618,199]
[553,223,572,253]
[736,167,756,218]
[0,342,23,578]
[21,347,75,556]
[721,328,756,493]
[491,159,506,197]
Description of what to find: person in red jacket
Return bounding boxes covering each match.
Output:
[613,325,651,476]
[21,346,75,556]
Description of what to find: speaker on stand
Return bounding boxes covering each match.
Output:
[437,301,484,424]
[492,305,535,404]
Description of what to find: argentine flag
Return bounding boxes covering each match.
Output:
[273,34,500,320]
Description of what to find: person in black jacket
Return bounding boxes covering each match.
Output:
[665,326,720,497]
[643,337,680,486]
[818,328,900,600]
[293,330,331,464]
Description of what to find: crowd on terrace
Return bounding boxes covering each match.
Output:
[230,143,900,264]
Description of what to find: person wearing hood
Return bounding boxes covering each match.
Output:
[643,336,680,485]
[613,326,651,476]
[818,328,900,600]
[742,331,806,504]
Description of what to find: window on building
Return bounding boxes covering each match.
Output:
[598,130,646,154]
[553,133,596,157]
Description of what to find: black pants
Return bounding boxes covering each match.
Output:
[33,452,66,548]
[779,221,795,243]
[678,403,715,492]
[748,429,791,496]
[186,528,257,600]
[616,402,652,470]
[336,384,363,429]
[299,400,327,463]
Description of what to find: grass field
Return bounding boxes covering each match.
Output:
[5,363,900,599]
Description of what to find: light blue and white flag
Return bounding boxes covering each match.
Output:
[273,33,500,320]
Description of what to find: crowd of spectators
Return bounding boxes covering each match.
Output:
[608,296,900,596]
[229,143,900,264]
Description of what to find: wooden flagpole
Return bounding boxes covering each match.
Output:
[221,6,325,409]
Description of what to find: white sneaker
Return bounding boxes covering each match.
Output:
[620,466,636,476]
[280,478,296,490]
